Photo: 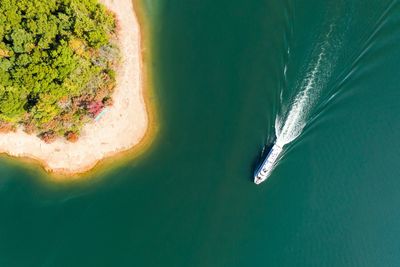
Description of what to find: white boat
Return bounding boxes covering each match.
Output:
[254,143,283,184]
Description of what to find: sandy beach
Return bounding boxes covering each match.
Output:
[0,0,148,175]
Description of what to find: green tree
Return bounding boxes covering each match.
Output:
[0,0,120,141]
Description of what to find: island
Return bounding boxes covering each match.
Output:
[0,0,150,176]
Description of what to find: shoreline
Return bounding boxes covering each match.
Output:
[0,0,157,179]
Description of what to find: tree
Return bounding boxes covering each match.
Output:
[0,0,120,141]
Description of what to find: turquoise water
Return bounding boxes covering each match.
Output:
[1,0,400,266]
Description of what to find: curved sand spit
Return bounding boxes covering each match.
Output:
[0,0,148,175]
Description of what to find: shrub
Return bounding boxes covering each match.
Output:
[39,131,57,144]
[65,131,79,143]
[0,120,16,133]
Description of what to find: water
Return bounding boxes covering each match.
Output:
[1,0,400,266]
[277,26,336,145]
[270,23,342,178]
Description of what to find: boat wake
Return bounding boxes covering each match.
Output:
[255,24,342,184]
[276,27,337,147]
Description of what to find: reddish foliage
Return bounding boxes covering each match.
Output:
[39,131,57,144]
[103,97,113,107]
[65,131,79,143]
[94,82,112,102]
[88,100,104,117]
[0,121,16,133]
[41,118,59,131]
[23,122,37,135]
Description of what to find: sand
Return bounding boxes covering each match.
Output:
[0,0,148,175]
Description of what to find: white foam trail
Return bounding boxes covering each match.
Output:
[255,24,341,184]
[276,25,337,148]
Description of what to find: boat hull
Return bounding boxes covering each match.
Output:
[254,143,283,184]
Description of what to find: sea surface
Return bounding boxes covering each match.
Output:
[1,0,400,266]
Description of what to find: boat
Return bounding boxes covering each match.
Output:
[254,142,283,184]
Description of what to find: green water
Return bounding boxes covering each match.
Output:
[1,0,400,266]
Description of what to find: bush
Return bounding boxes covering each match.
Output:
[0,120,16,133]
[39,131,57,144]
[65,131,79,143]
[0,0,120,140]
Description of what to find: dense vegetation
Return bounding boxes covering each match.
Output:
[0,0,119,142]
